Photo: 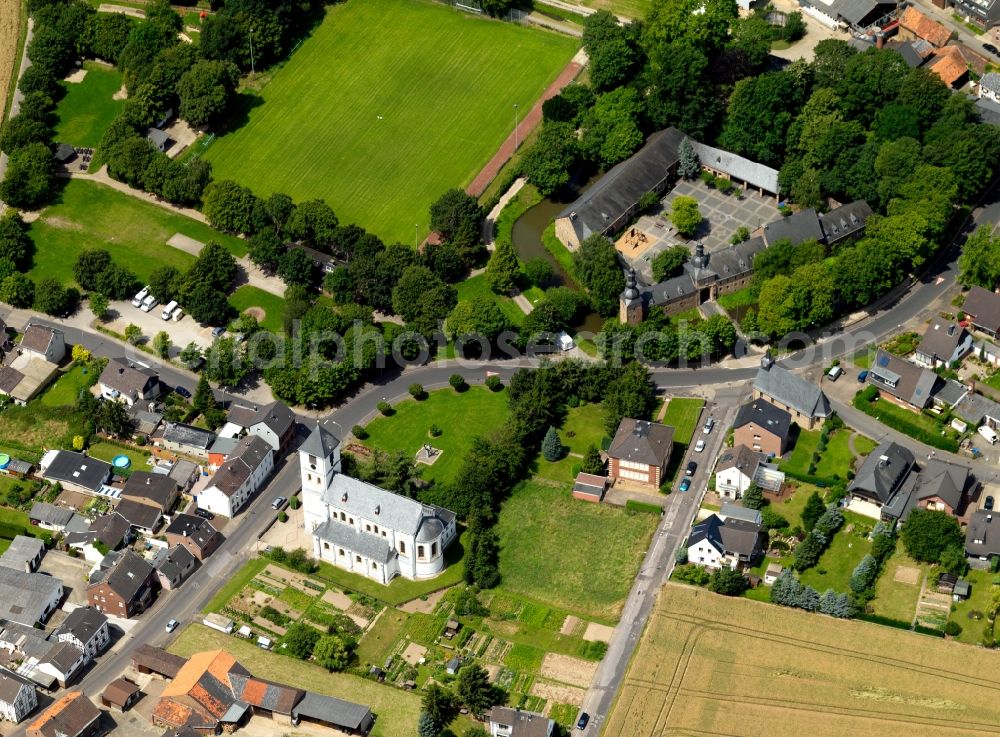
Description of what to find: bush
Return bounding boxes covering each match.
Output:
[288,496,300,510]
[485,375,502,392]
[429,424,442,437]
[260,605,291,626]
[278,510,288,523]
[377,401,393,416]
[351,424,368,440]
[674,564,710,586]
[409,383,426,400]
[449,374,467,391]
[943,620,962,637]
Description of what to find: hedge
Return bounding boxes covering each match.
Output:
[625,500,663,515]
[780,467,843,489]
[856,612,911,630]
[852,394,960,452]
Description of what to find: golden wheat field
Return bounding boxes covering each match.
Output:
[0,0,21,122]
[603,584,1000,737]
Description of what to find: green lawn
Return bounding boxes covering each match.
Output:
[356,608,411,666]
[570,0,651,18]
[871,542,927,623]
[361,387,509,484]
[771,482,817,530]
[202,0,578,244]
[53,61,124,148]
[781,429,820,475]
[170,624,423,737]
[27,180,247,288]
[496,478,658,620]
[37,364,96,408]
[948,569,996,645]
[87,442,151,476]
[228,285,285,332]
[716,286,756,310]
[454,273,526,327]
[781,429,875,480]
[797,525,872,593]
[813,431,855,479]
[661,397,704,445]
[531,403,608,485]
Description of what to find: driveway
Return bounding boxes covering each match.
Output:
[39,551,93,607]
[100,299,218,353]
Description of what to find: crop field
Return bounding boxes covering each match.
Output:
[0,0,20,122]
[202,0,578,244]
[605,584,1000,737]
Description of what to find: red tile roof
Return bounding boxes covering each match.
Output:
[899,7,952,47]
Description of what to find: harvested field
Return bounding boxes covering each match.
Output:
[560,615,580,636]
[0,0,21,123]
[583,622,614,642]
[605,584,1000,737]
[321,589,353,610]
[539,653,597,688]
[530,679,585,705]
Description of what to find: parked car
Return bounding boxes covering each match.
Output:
[174,385,192,399]
[827,366,843,381]
[165,619,179,633]
[986,496,995,511]
[685,460,697,476]
[857,370,869,383]
[703,418,715,434]
[131,286,150,307]
[211,326,225,338]
[140,294,158,312]
[576,713,590,730]
[679,478,691,492]
[984,42,999,56]
[694,439,705,453]
[271,496,287,510]
[194,508,214,520]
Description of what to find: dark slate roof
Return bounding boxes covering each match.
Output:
[317,474,456,538]
[966,510,1000,557]
[644,272,698,306]
[834,0,895,25]
[867,349,941,408]
[933,379,968,408]
[0,666,33,705]
[0,567,62,626]
[754,360,831,419]
[557,127,686,244]
[54,143,76,162]
[45,641,83,671]
[0,366,22,394]
[56,606,108,644]
[155,545,197,583]
[719,502,763,526]
[91,512,130,548]
[146,128,170,148]
[715,445,766,476]
[292,691,374,731]
[122,471,178,511]
[43,451,112,492]
[0,535,44,571]
[818,200,872,244]
[227,401,294,438]
[313,519,393,563]
[114,498,162,531]
[88,550,154,601]
[20,325,60,356]
[975,96,1000,126]
[733,398,791,441]
[29,502,73,527]
[981,71,1000,96]
[688,141,779,192]
[761,209,824,247]
[849,442,916,505]
[687,237,765,286]
[28,690,100,737]
[209,435,272,497]
[963,286,1000,334]
[487,707,553,737]
[887,39,928,67]
[689,514,762,558]
[608,418,674,467]
[917,317,969,362]
[162,423,215,451]
[131,644,187,678]
[301,421,340,459]
[165,514,219,551]
[228,672,302,715]
[954,391,1000,426]
[99,357,159,400]
[915,459,970,510]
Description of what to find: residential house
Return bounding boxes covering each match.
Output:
[752,353,831,429]
[167,459,200,492]
[39,451,112,495]
[159,423,215,460]
[0,621,83,688]
[28,502,74,532]
[980,71,1000,103]
[196,435,274,518]
[607,418,674,489]
[715,446,766,500]
[66,512,131,562]
[897,6,952,47]
[26,691,101,737]
[129,405,163,438]
[113,498,162,535]
[687,513,764,570]
[0,568,62,626]
[54,607,110,663]
[912,458,973,516]
[34,642,86,688]
[914,317,973,368]
[963,286,1000,337]
[154,545,198,590]
[487,706,555,737]
[219,400,296,453]
[953,391,1000,430]
[966,510,1000,564]
[571,472,607,503]
[164,514,221,560]
[18,325,65,364]
[0,668,36,723]
[121,471,179,515]
[733,398,791,456]
[87,549,157,619]
[953,0,1000,27]
[0,536,45,573]
[926,45,970,88]
[301,422,458,584]
[98,357,159,406]
[867,349,942,410]
[101,678,140,712]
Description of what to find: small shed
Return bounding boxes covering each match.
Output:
[54,143,76,163]
[102,677,141,711]
[257,635,272,650]
[146,127,172,152]
[202,613,234,633]
[237,624,253,638]
[369,666,385,682]
[446,656,462,675]
[936,571,958,594]
[131,644,187,679]
[954,578,971,601]
[572,472,608,503]
[445,619,460,639]
[764,562,783,585]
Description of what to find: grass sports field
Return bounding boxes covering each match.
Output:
[202,0,578,244]
[54,61,124,147]
[606,583,1000,737]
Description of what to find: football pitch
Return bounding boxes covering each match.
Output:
[203,0,578,244]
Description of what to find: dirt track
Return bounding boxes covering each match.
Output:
[0,0,20,123]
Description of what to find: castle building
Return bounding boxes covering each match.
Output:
[299,423,457,584]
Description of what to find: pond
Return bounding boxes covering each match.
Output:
[510,187,604,335]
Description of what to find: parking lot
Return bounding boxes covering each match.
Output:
[100,298,219,355]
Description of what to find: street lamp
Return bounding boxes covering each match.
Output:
[513,103,519,152]
[249,26,255,76]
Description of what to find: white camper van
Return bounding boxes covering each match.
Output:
[978,425,999,445]
[161,300,179,320]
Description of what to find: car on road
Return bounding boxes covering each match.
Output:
[679,478,691,492]
[576,713,589,730]
[686,460,697,476]
[174,385,192,399]
[986,496,995,511]
[271,496,287,510]
[694,439,705,453]
[194,508,214,520]
[984,42,999,56]
[703,418,714,434]
[166,619,179,633]
[858,370,869,383]
[211,326,226,338]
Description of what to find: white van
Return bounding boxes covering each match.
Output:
[161,300,178,320]
[979,425,999,445]
[140,294,158,312]
[171,307,184,322]
[827,365,843,381]
[132,286,149,307]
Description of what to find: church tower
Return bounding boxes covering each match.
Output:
[619,268,643,325]
[299,421,341,532]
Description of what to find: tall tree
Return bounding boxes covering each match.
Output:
[541,426,562,461]
[574,234,624,315]
[455,664,495,716]
[801,491,826,531]
[959,226,1000,289]
[485,239,520,295]
[678,137,699,179]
